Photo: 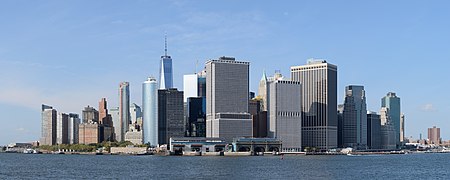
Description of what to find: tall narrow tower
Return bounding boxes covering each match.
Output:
[142,77,158,145]
[159,34,173,89]
[119,82,130,142]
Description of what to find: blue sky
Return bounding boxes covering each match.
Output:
[1,1,449,145]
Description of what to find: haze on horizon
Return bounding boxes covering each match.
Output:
[1,0,449,145]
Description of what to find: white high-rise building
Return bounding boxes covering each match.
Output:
[41,104,57,145]
[56,113,69,145]
[206,56,252,142]
[142,77,158,145]
[267,79,302,152]
[183,74,198,102]
[68,113,80,144]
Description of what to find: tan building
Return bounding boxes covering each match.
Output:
[125,131,143,145]
[98,98,115,142]
[79,123,99,144]
[428,126,440,145]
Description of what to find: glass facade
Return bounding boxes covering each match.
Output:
[381,92,401,146]
[142,77,158,146]
[119,82,130,142]
[159,56,173,89]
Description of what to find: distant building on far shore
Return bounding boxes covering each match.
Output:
[428,126,441,145]
[41,104,57,146]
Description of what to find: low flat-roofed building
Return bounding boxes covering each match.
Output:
[169,137,228,154]
[232,137,282,154]
[110,146,147,154]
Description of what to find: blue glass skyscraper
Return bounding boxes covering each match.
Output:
[142,77,158,145]
[159,35,173,89]
[381,92,401,146]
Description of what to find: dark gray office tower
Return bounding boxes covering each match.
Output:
[367,111,382,149]
[186,97,206,137]
[41,104,57,145]
[249,99,267,138]
[337,104,344,148]
[290,59,338,150]
[158,88,184,145]
[82,106,99,123]
[342,85,367,149]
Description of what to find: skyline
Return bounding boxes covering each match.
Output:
[1,1,450,145]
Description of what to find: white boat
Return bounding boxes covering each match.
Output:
[23,149,34,154]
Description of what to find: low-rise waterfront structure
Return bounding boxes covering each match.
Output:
[169,137,228,155]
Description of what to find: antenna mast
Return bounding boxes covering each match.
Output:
[164,32,168,56]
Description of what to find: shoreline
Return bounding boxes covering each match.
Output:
[2,150,449,156]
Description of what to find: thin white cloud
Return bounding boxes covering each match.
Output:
[421,103,436,112]
[0,59,66,70]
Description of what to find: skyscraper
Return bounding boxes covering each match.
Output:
[109,107,120,142]
[342,85,367,149]
[258,71,283,111]
[79,106,100,144]
[400,113,405,143]
[41,104,57,145]
[267,79,302,152]
[82,106,99,123]
[183,71,207,102]
[290,59,338,150]
[183,70,207,137]
[337,104,344,148]
[158,88,184,145]
[142,77,158,145]
[249,98,267,138]
[367,111,381,149]
[99,98,114,142]
[206,56,252,143]
[258,71,268,111]
[119,82,130,142]
[186,97,206,137]
[428,126,441,145]
[68,113,80,144]
[159,35,173,89]
[56,113,69,144]
[381,92,401,146]
[380,107,396,150]
[130,103,142,125]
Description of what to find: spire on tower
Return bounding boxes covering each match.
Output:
[164,32,168,56]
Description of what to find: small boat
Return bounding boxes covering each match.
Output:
[23,149,34,154]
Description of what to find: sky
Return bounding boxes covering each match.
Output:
[1,0,449,145]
